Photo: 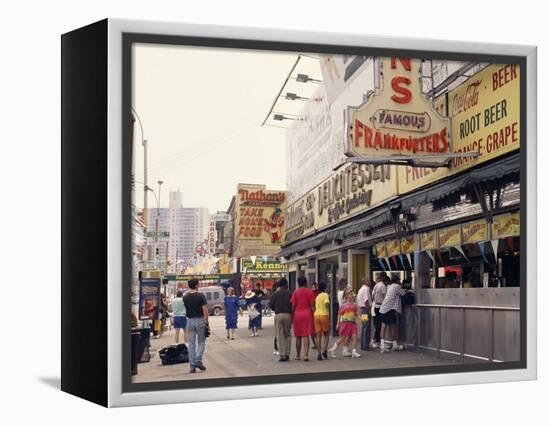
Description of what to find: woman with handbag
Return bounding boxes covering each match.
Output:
[245,290,261,337]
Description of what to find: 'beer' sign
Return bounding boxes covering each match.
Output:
[346,57,451,158]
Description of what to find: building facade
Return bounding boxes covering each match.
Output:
[145,190,210,273]
[280,56,521,363]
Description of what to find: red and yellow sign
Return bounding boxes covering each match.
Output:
[462,219,488,243]
[401,235,415,253]
[347,57,451,159]
[398,63,520,194]
[386,239,401,257]
[491,211,520,239]
[438,225,462,248]
[374,241,387,258]
[420,230,437,251]
[236,184,286,245]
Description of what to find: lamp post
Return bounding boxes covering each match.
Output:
[155,180,164,270]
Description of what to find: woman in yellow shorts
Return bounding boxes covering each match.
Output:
[314,282,331,361]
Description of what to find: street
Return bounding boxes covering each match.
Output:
[133,313,457,383]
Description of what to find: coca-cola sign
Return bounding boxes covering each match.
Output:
[451,80,481,117]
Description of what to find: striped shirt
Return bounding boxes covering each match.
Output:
[380,283,407,315]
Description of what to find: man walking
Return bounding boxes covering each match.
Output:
[356,277,373,350]
[269,277,293,362]
[371,272,388,349]
[182,279,209,373]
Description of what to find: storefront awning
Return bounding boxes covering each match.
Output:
[396,153,519,211]
[279,153,519,259]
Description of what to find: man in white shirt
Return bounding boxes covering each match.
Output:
[356,277,373,350]
[371,272,388,349]
[379,273,407,353]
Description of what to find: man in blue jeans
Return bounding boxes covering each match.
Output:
[182,279,209,373]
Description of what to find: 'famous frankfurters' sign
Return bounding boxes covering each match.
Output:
[346,57,451,158]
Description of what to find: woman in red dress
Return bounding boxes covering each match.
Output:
[291,276,315,361]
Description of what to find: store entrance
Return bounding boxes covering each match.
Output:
[318,257,339,335]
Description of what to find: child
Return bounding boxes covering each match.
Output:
[328,288,361,358]
[223,287,239,340]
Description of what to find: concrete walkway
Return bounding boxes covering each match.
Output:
[133,314,457,383]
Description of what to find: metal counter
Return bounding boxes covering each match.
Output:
[399,288,520,362]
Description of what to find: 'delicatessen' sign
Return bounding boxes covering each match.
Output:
[347,57,451,159]
[284,163,397,244]
[398,63,520,193]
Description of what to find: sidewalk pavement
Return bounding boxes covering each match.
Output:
[133,314,457,383]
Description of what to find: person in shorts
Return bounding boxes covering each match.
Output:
[171,290,187,344]
[379,273,407,352]
[328,288,361,358]
[313,282,330,360]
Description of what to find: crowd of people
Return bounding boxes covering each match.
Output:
[165,272,409,373]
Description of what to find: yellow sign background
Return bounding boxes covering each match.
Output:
[420,230,437,251]
[491,211,520,239]
[462,219,488,243]
[397,63,520,194]
[386,239,401,256]
[284,163,397,244]
[401,235,415,253]
[235,184,286,247]
[438,225,462,248]
[374,242,387,258]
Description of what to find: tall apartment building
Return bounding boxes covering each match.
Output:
[145,190,210,272]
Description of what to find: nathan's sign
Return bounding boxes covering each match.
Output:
[236,184,286,247]
[347,57,451,158]
[284,163,397,244]
[239,188,286,206]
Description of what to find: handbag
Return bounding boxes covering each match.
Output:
[247,305,260,320]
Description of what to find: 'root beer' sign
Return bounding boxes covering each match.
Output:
[347,57,451,158]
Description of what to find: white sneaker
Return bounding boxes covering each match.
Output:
[342,349,352,357]
[393,343,404,351]
[250,332,255,337]
[273,350,280,356]
[328,349,337,358]
[351,350,361,358]
[380,339,387,353]
[371,342,380,349]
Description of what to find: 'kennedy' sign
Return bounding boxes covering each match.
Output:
[347,57,451,158]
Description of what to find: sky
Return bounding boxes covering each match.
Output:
[132,43,320,212]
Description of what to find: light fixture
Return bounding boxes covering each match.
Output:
[295,73,321,83]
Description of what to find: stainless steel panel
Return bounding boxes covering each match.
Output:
[399,305,418,346]
[464,308,491,359]
[418,307,438,350]
[417,288,519,308]
[493,310,520,361]
[440,307,463,354]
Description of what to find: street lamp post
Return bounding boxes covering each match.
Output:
[155,180,164,269]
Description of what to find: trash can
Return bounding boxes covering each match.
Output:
[131,331,141,375]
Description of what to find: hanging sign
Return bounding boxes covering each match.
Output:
[386,239,402,257]
[400,235,415,253]
[374,241,387,258]
[491,211,520,239]
[420,230,437,251]
[462,219,488,244]
[347,57,451,159]
[438,225,462,248]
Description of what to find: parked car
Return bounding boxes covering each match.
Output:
[184,286,225,316]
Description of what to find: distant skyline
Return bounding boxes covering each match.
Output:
[132,43,319,212]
